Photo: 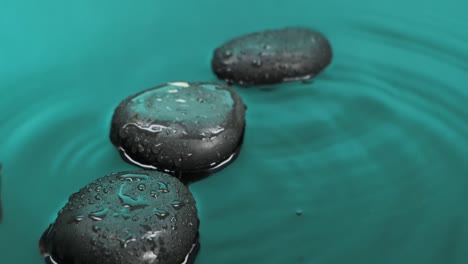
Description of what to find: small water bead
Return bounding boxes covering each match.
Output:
[171,200,185,210]
[153,208,170,220]
[296,209,303,216]
[157,181,169,193]
[109,82,246,183]
[150,190,159,198]
[39,170,199,264]
[88,208,110,221]
[251,59,263,67]
[72,215,84,224]
[211,27,332,86]
[137,184,145,191]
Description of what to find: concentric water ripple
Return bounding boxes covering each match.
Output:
[1,3,468,264]
[192,13,468,264]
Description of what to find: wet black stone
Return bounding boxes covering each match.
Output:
[110,82,246,182]
[39,171,200,264]
[211,27,332,86]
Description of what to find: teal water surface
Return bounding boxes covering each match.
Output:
[1,0,468,263]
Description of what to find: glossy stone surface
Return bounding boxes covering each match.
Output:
[211,27,332,86]
[110,82,246,181]
[40,171,199,264]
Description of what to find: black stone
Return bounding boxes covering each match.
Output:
[211,27,332,86]
[110,82,246,182]
[39,171,200,264]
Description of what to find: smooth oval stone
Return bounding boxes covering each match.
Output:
[39,171,200,264]
[211,27,332,86]
[110,82,246,182]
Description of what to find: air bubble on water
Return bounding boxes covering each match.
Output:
[137,184,146,191]
[95,195,101,200]
[88,207,110,221]
[296,209,303,216]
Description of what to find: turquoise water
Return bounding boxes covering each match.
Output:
[1,0,468,263]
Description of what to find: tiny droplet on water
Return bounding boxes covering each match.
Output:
[296,209,303,216]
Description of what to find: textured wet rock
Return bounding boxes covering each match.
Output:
[110,82,246,182]
[39,171,199,264]
[211,27,332,86]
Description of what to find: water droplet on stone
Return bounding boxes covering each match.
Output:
[118,184,150,210]
[88,208,110,221]
[119,173,149,181]
[223,50,232,58]
[153,208,169,220]
[170,200,185,210]
[92,225,101,233]
[157,181,169,193]
[119,232,137,249]
[150,190,159,198]
[251,59,262,67]
[72,215,85,224]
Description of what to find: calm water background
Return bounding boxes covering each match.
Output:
[1,0,468,263]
